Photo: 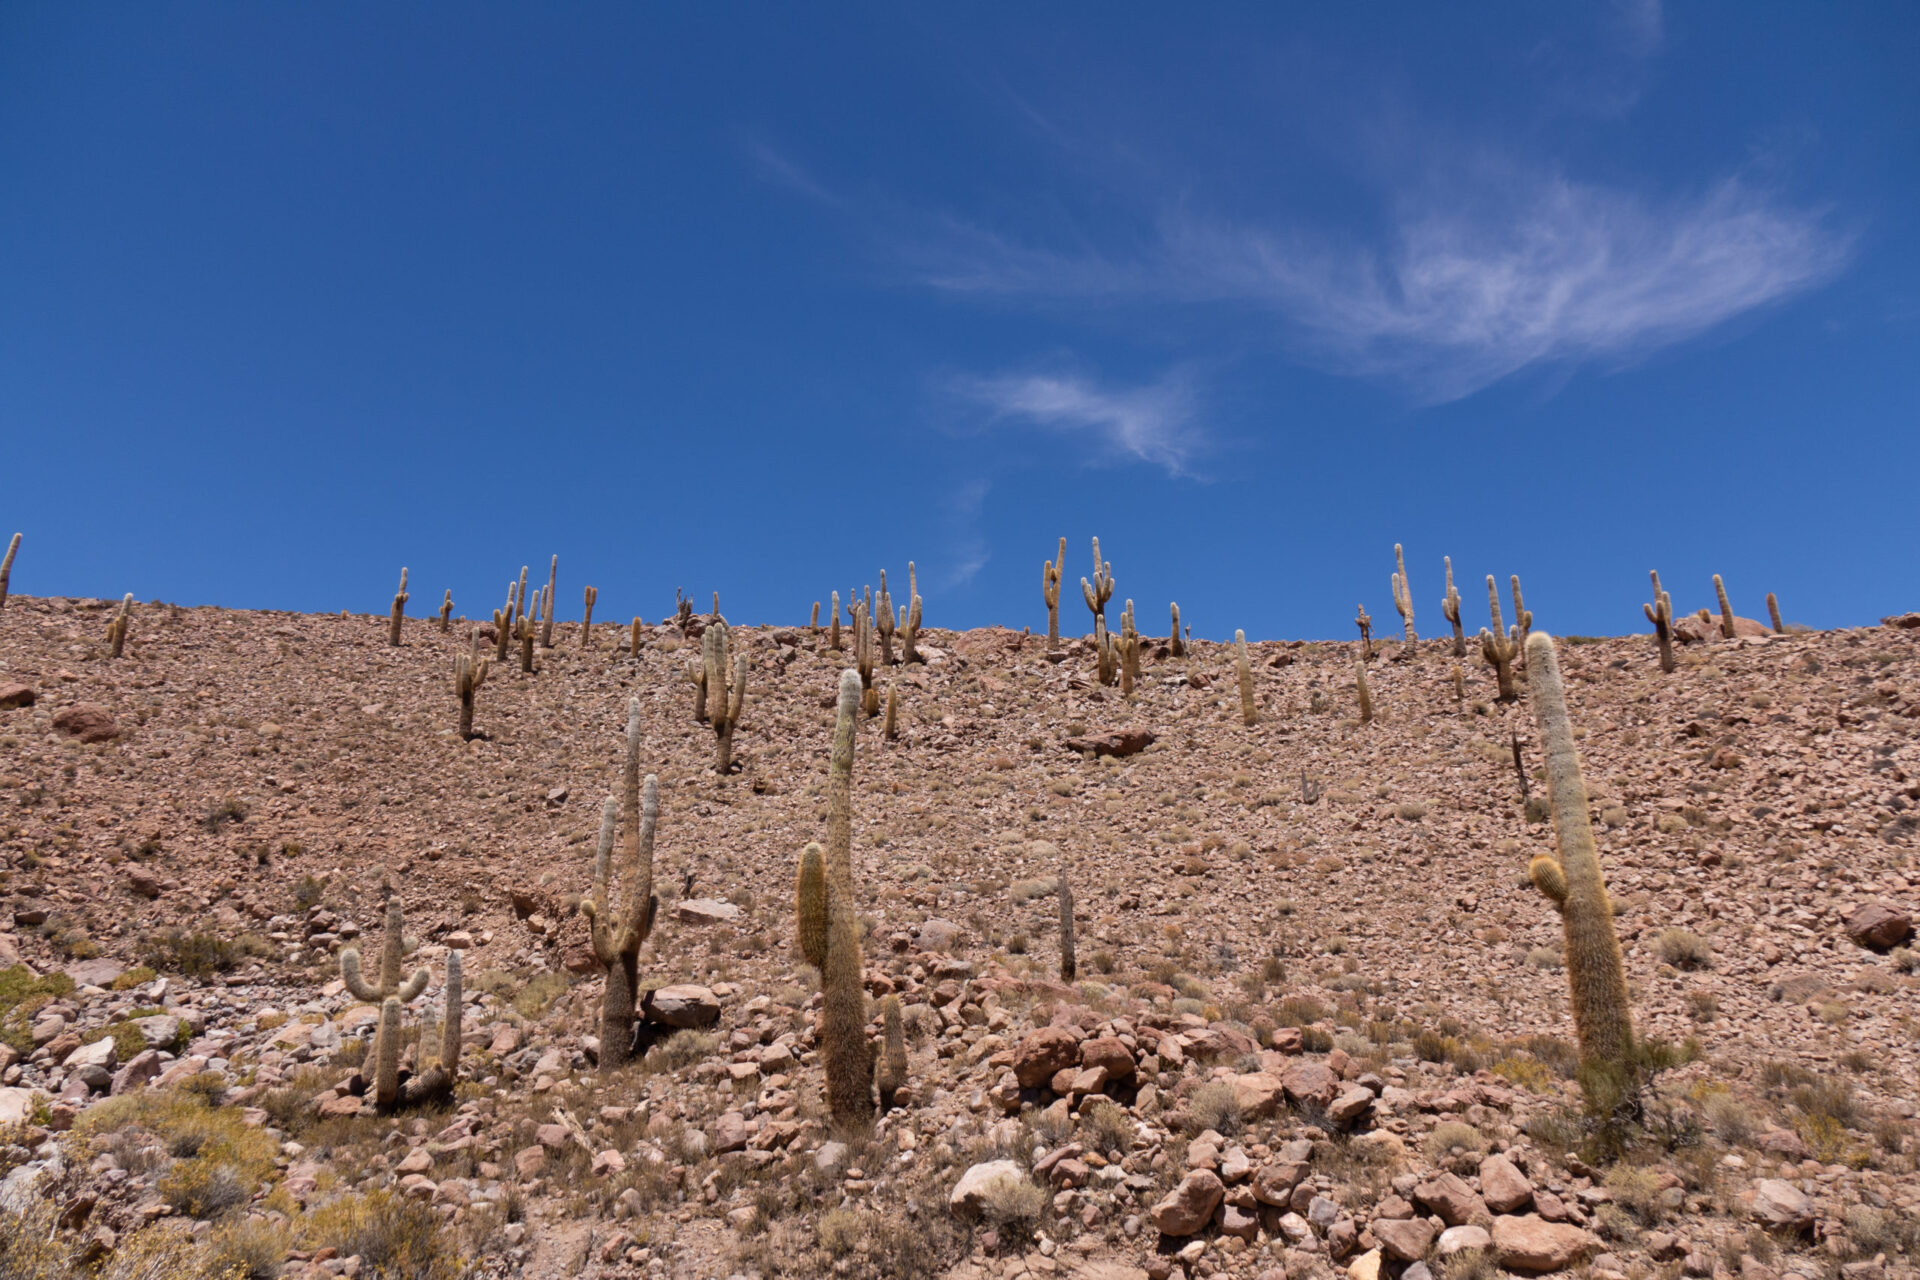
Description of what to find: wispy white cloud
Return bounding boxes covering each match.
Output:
[744,140,842,207]
[920,171,1850,403]
[956,369,1202,474]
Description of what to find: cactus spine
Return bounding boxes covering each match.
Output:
[1235,629,1257,725]
[1524,631,1637,1113]
[1356,652,1373,723]
[1058,865,1076,983]
[1643,571,1675,674]
[1478,575,1521,702]
[876,995,908,1111]
[1042,537,1065,642]
[1169,602,1186,657]
[0,532,18,608]
[703,618,748,773]
[438,589,452,632]
[388,568,409,646]
[453,637,489,740]
[1441,557,1465,657]
[541,556,557,648]
[1767,592,1784,633]
[801,669,875,1130]
[1713,574,1735,638]
[341,882,430,1107]
[900,562,922,665]
[1390,543,1416,646]
[583,699,659,1071]
[107,593,133,659]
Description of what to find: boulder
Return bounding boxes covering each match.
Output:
[1373,1217,1438,1263]
[1230,1071,1287,1119]
[0,684,34,710]
[51,704,118,743]
[1080,1036,1136,1082]
[1749,1179,1815,1233]
[1062,727,1155,759]
[1414,1172,1486,1226]
[1281,1060,1339,1111]
[0,1088,41,1126]
[64,1038,117,1072]
[1252,1161,1310,1206]
[1491,1215,1598,1272]
[639,984,720,1029]
[1844,902,1913,952]
[915,919,966,952]
[1013,1026,1081,1089]
[675,899,743,926]
[1478,1153,1534,1213]
[949,1159,1029,1219]
[111,1050,163,1095]
[1149,1169,1225,1237]
[1437,1225,1493,1257]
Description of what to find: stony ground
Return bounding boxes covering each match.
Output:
[1,591,1916,1280]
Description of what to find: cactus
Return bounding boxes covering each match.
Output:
[1643,571,1675,674]
[388,568,409,647]
[1169,602,1186,657]
[876,994,908,1110]
[1235,629,1257,725]
[1058,865,1076,982]
[810,601,820,634]
[582,699,659,1071]
[1355,652,1373,723]
[1081,537,1114,631]
[515,565,529,623]
[900,563,922,665]
[1713,574,1735,639]
[883,681,899,741]
[516,590,538,673]
[630,616,643,657]
[674,589,695,635]
[541,556,558,648]
[493,581,513,661]
[341,881,430,1108]
[1390,543,1416,646]
[438,590,452,633]
[1451,663,1465,708]
[1478,575,1521,702]
[1042,537,1065,642]
[1524,631,1637,1114]
[106,593,133,659]
[1355,604,1372,662]
[875,571,896,666]
[396,949,465,1106]
[453,638,489,739]
[828,591,842,651]
[581,585,598,649]
[1440,557,1465,657]
[0,532,19,608]
[853,601,878,717]
[1767,592,1784,634]
[1510,575,1532,654]
[703,618,749,773]
[1117,601,1141,698]
[796,669,876,1130]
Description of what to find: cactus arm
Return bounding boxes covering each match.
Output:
[339,949,382,1003]
[796,841,829,970]
[397,967,430,1003]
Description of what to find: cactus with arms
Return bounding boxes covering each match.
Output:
[453,637,489,739]
[1440,557,1465,657]
[1524,631,1638,1115]
[1644,571,1675,674]
[582,698,659,1070]
[1390,543,1416,647]
[388,568,409,646]
[1042,537,1065,642]
[1479,575,1522,702]
[703,618,749,773]
[341,881,431,1110]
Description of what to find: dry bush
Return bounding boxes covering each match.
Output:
[206,1216,291,1280]
[1188,1080,1243,1136]
[301,1190,458,1280]
[1656,928,1713,970]
[1425,1121,1486,1162]
[1702,1092,1756,1146]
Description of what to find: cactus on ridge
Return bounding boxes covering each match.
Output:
[900,562,923,665]
[876,570,896,665]
[541,556,557,648]
[630,617,643,657]
[516,590,538,673]
[1356,652,1373,724]
[1440,557,1465,657]
[581,585,598,649]
[1713,574,1735,639]
[395,949,465,1106]
[0,532,19,608]
[1235,629,1257,726]
[1169,603,1186,657]
[1767,592,1784,634]
[1478,575,1522,702]
[1510,575,1533,660]
[1391,543,1416,647]
[1355,604,1373,662]
[493,581,514,661]
[341,881,431,1110]
[703,618,749,773]
[1524,631,1638,1115]
[1081,537,1113,629]
[1643,571,1675,674]
[1043,537,1066,643]
[107,593,133,659]
[828,591,842,651]
[453,636,489,740]
[388,568,409,647]
[810,601,820,634]
[438,590,453,632]
[1116,601,1141,698]
[582,698,659,1071]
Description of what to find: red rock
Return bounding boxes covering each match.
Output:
[1149,1169,1224,1237]
[1491,1215,1598,1272]
[1414,1172,1485,1226]
[1478,1153,1534,1213]
[1844,902,1912,951]
[1013,1026,1081,1089]
[0,684,34,710]
[1373,1217,1437,1263]
[1252,1161,1309,1206]
[51,704,118,743]
[1230,1072,1287,1119]
[1281,1060,1338,1110]
[1079,1036,1136,1082]
[1062,727,1155,758]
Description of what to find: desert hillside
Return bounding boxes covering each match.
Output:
[1,588,1916,1280]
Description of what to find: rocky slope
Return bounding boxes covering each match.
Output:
[1,592,1915,1280]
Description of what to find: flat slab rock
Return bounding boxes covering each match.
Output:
[640,984,721,1029]
[1063,727,1155,758]
[675,898,743,925]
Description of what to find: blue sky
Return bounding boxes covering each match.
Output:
[3,3,1915,639]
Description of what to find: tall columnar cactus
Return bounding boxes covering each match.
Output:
[876,995,908,1111]
[1643,571,1675,675]
[810,601,821,634]
[0,532,19,608]
[341,882,430,1109]
[1390,543,1416,646]
[581,585,598,649]
[1043,537,1065,643]
[1235,629,1257,726]
[795,669,876,1130]
[107,593,134,659]
[900,562,922,665]
[1451,664,1465,708]
[583,698,659,1071]
[630,617,643,657]
[1478,575,1522,702]
[1081,536,1113,634]
[438,590,453,633]
[1441,557,1465,657]
[517,591,538,673]
[1058,865,1076,982]
[1767,592,1784,634]
[386,950,467,1107]
[515,565,529,626]
[828,591,843,651]
[1510,575,1533,660]
[1355,604,1373,662]
[493,582,513,661]
[453,639,489,740]
[883,681,899,741]
[388,568,409,647]
[703,618,749,773]
[1117,601,1141,698]
[541,556,558,648]
[1713,574,1735,639]
[1524,631,1637,1113]
[1169,602,1186,657]
[853,601,878,717]
[1355,652,1373,723]
[875,571,896,665]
